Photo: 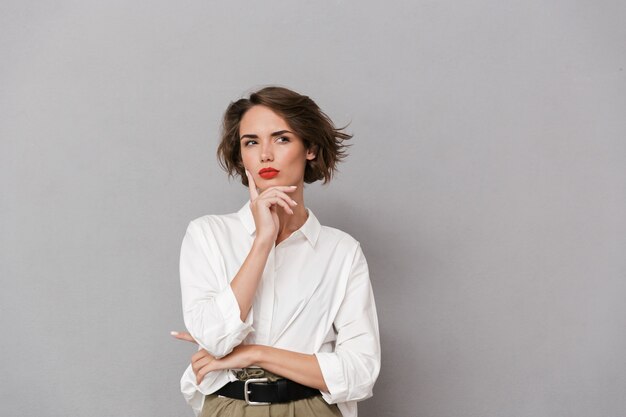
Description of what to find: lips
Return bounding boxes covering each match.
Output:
[258,167,279,179]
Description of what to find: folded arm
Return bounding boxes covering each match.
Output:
[173,340,329,391]
[177,242,380,401]
[180,221,256,357]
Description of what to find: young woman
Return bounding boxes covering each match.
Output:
[172,86,380,417]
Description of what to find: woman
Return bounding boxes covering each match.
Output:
[171,86,380,417]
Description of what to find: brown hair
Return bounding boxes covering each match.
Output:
[217,86,352,186]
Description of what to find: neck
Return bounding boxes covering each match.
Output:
[273,182,307,236]
[276,202,308,236]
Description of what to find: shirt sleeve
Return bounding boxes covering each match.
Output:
[180,220,254,358]
[315,242,381,404]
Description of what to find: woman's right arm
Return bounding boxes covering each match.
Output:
[180,170,297,357]
[228,239,272,321]
[228,170,297,321]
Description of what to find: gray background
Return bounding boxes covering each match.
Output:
[2,1,625,416]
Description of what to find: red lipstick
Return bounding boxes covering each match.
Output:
[258,167,279,179]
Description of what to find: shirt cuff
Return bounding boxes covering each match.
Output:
[314,351,346,404]
[180,365,235,416]
[180,365,206,416]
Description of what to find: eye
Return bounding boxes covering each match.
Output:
[276,136,290,143]
[243,140,257,147]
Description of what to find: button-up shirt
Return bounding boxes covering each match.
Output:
[179,201,380,417]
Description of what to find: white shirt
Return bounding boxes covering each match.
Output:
[179,201,380,417]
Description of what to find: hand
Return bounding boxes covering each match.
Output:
[245,169,298,243]
[191,344,257,385]
[171,330,258,385]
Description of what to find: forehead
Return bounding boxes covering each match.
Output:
[239,105,291,135]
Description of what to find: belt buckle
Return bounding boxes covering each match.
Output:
[244,377,270,406]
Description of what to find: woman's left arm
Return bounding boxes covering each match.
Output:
[172,332,327,390]
[254,346,328,391]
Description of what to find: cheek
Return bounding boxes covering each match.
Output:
[240,149,253,167]
[285,147,308,163]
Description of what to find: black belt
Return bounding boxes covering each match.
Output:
[215,377,321,405]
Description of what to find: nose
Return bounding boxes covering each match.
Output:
[260,141,273,162]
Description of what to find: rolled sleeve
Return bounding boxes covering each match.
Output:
[180,363,234,416]
[316,243,381,404]
[180,220,254,358]
[315,351,348,399]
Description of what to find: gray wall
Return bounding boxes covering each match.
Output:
[2,1,625,416]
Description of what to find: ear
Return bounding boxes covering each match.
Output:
[306,145,318,161]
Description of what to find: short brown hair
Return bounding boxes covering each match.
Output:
[217,86,352,186]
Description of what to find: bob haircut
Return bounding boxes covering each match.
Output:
[217,86,352,186]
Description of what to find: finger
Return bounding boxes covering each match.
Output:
[259,189,298,206]
[192,349,213,363]
[258,191,298,212]
[259,194,294,211]
[192,355,213,374]
[260,185,298,194]
[260,196,294,215]
[245,170,259,200]
[273,197,295,215]
[170,331,198,344]
[196,360,220,385]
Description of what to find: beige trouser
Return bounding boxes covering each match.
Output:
[200,368,342,417]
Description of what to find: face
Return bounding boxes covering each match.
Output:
[239,105,316,189]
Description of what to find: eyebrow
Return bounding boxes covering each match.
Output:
[239,130,293,141]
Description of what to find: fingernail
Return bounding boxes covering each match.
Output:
[170,331,178,336]
[290,185,297,188]
[292,200,298,205]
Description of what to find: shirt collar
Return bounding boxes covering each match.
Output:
[237,200,321,247]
